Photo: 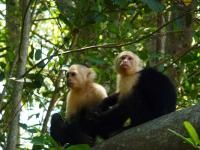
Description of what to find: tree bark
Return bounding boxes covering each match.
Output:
[6,0,31,149]
[165,3,194,84]
[93,104,200,150]
[145,0,165,66]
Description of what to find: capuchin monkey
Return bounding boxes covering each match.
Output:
[89,50,177,137]
[50,63,107,147]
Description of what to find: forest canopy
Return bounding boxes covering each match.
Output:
[0,0,200,149]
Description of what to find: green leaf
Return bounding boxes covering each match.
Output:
[189,90,198,99]
[47,49,53,60]
[95,14,107,23]
[175,18,182,30]
[19,123,28,130]
[29,45,34,60]
[140,0,165,12]
[59,14,72,28]
[107,23,120,35]
[31,136,44,145]
[45,134,63,150]
[0,72,5,82]
[126,9,135,15]
[59,56,64,65]
[138,51,148,61]
[124,21,135,37]
[56,2,67,15]
[91,65,99,73]
[184,121,199,146]
[168,129,194,147]
[28,113,40,120]
[7,52,15,61]
[88,57,105,64]
[27,128,37,133]
[91,4,102,12]
[67,144,92,150]
[35,49,42,60]
[37,61,46,68]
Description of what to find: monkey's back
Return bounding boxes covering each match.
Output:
[128,67,177,127]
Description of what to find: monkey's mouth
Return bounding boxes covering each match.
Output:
[67,82,75,87]
[121,64,130,68]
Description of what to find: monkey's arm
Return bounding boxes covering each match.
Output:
[90,93,119,115]
[96,102,130,126]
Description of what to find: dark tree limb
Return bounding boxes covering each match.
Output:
[93,104,200,150]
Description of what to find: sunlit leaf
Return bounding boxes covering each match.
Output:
[124,21,135,37]
[182,0,192,6]
[184,121,199,147]
[59,56,64,65]
[7,52,15,61]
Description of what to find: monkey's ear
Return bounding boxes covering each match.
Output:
[87,68,96,81]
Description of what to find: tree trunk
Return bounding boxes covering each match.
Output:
[93,104,200,150]
[145,0,165,66]
[165,3,194,83]
[6,0,31,149]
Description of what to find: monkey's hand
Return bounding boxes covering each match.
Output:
[87,105,108,121]
[76,132,94,146]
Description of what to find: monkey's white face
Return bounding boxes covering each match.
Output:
[119,55,134,70]
[114,51,143,75]
[67,65,85,89]
[67,70,79,88]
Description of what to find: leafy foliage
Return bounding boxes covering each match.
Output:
[0,0,200,149]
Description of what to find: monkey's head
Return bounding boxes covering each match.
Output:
[67,64,96,89]
[114,50,143,75]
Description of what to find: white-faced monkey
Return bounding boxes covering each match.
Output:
[89,50,177,137]
[50,63,107,147]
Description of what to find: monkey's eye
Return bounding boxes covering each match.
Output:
[67,74,69,78]
[128,57,132,60]
[72,73,76,76]
[121,57,125,60]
